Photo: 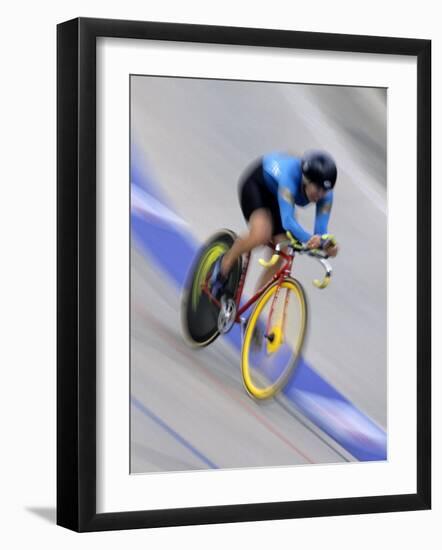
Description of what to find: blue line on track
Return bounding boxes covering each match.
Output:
[131,396,219,469]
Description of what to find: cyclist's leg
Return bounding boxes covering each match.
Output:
[220,161,273,277]
[221,208,272,276]
[254,233,288,292]
[252,180,288,291]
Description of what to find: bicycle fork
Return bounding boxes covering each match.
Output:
[264,268,292,348]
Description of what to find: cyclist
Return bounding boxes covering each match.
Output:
[210,150,339,299]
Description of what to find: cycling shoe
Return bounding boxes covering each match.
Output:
[209,254,227,300]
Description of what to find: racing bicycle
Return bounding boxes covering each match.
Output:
[181,229,334,400]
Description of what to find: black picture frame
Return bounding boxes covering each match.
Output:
[57,17,431,532]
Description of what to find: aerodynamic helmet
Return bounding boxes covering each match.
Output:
[301,150,337,190]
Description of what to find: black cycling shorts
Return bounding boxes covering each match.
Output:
[238,161,285,236]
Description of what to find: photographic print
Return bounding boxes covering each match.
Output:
[57,17,430,531]
[130,75,387,473]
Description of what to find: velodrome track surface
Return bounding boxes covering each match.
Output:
[130,77,387,473]
[131,247,354,471]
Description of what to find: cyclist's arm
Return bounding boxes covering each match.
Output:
[314,192,333,235]
[277,181,312,243]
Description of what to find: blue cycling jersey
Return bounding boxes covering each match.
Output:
[262,152,333,243]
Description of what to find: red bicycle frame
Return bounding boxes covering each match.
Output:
[202,242,295,326]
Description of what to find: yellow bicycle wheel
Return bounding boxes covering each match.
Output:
[241,277,307,399]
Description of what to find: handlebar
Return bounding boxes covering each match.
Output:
[258,232,334,289]
[258,254,280,268]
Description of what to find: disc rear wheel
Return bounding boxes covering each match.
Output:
[181,230,242,347]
